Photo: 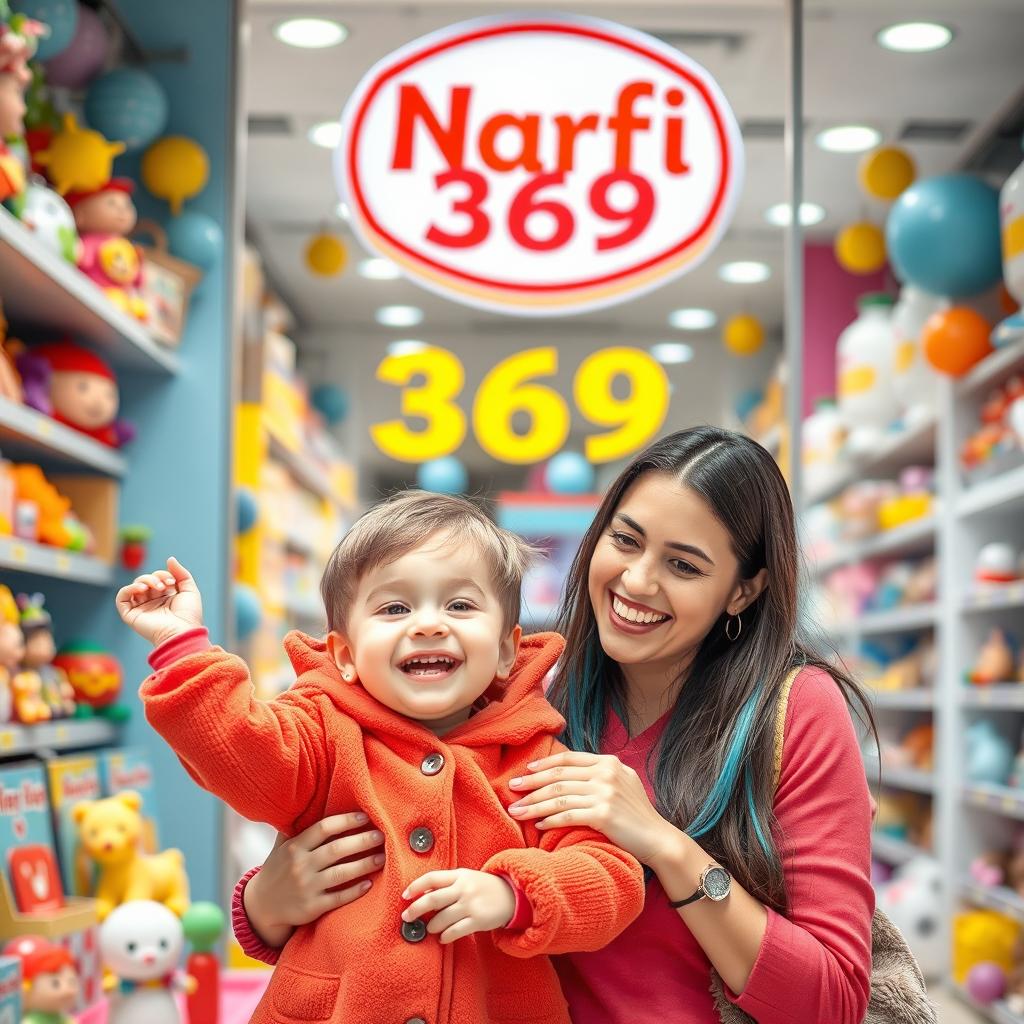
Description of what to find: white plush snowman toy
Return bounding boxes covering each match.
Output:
[100,900,193,1024]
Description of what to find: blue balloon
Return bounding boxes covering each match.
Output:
[84,68,168,151]
[234,583,262,640]
[166,210,223,270]
[886,174,1002,298]
[236,487,258,534]
[14,0,78,61]
[311,385,349,426]
[417,456,468,494]
[546,452,595,495]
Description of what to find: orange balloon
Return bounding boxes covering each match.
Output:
[922,307,993,377]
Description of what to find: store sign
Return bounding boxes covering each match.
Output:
[338,15,743,316]
[370,344,669,465]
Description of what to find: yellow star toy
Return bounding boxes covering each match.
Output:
[35,114,126,196]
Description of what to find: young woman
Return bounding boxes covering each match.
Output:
[232,427,876,1024]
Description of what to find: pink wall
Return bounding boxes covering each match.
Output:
[802,243,890,417]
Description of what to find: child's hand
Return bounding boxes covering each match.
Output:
[115,556,205,647]
[402,869,515,944]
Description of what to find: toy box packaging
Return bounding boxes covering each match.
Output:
[99,749,160,853]
[0,954,21,1022]
[46,755,102,896]
[0,760,62,914]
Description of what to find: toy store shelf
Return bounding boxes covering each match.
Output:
[960,879,1024,926]
[961,686,1024,710]
[857,603,939,636]
[804,417,937,507]
[952,985,1024,1024]
[963,784,1024,822]
[0,536,112,584]
[957,334,1024,399]
[962,583,1024,613]
[0,208,178,376]
[266,431,349,510]
[869,689,935,709]
[0,396,126,476]
[957,463,1024,520]
[871,832,929,865]
[879,767,936,794]
[0,718,119,758]
[812,516,937,576]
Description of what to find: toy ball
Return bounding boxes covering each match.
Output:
[42,3,109,89]
[545,451,595,495]
[416,456,468,495]
[311,384,349,425]
[85,68,168,153]
[166,210,222,270]
[53,642,121,709]
[182,901,225,952]
[305,233,346,276]
[234,583,262,641]
[859,146,916,202]
[142,136,210,216]
[966,962,1007,1005]
[922,307,993,377]
[14,0,78,61]
[35,113,125,196]
[236,486,258,535]
[887,174,1002,297]
[835,222,887,275]
[723,313,765,357]
[19,179,78,263]
[100,900,183,979]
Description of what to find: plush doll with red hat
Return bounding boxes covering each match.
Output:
[3,933,80,1023]
[66,178,148,321]
[17,340,135,447]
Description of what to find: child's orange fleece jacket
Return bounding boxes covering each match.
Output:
[140,630,644,1024]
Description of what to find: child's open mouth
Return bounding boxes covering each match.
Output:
[398,653,462,679]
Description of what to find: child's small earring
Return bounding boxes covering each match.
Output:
[342,670,354,682]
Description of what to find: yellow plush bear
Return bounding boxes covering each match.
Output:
[72,791,189,921]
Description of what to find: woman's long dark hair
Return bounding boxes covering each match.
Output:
[547,427,875,915]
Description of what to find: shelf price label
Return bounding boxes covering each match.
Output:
[338,14,742,316]
[371,344,669,465]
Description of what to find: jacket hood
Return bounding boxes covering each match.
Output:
[284,630,566,748]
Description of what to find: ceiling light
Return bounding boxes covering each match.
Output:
[650,342,694,365]
[764,201,826,227]
[815,125,882,154]
[386,340,429,357]
[376,305,423,328]
[274,18,348,49]
[336,201,351,221]
[308,121,342,149]
[668,308,717,331]
[877,22,952,53]
[719,261,771,284]
[358,257,402,281]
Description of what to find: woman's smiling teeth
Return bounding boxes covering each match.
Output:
[611,593,669,624]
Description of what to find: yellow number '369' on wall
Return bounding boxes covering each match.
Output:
[370,346,670,465]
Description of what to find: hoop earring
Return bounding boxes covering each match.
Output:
[725,614,742,642]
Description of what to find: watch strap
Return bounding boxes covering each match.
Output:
[668,888,706,908]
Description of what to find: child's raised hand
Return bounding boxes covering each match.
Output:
[402,869,516,944]
[115,556,205,647]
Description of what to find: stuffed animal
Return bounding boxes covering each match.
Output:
[966,719,1015,784]
[969,629,1017,686]
[4,934,79,1023]
[72,792,189,921]
[877,857,944,980]
[11,464,92,550]
[100,900,193,1024]
[953,908,1020,984]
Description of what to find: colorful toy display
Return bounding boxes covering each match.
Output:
[876,466,934,531]
[53,642,121,711]
[961,374,1024,473]
[34,114,124,197]
[954,908,1020,984]
[10,464,93,550]
[968,629,1017,686]
[995,133,1024,346]
[876,857,944,979]
[4,934,78,1023]
[17,593,74,719]
[17,177,78,263]
[71,791,188,921]
[966,719,1015,784]
[0,584,22,721]
[890,285,942,425]
[0,4,44,202]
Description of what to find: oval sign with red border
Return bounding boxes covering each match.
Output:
[338,14,744,317]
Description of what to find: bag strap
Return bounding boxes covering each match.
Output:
[772,667,802,791]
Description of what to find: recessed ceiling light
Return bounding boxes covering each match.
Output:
[877,22,952,53]
[764,201,826,227]
[308,121,342,149]
[274,18,348,49]
[650,342,694,365]
[358,257,401,281]
[815,125,882,154]
[336,201,351,221]
[376,305,423,328]
[668,308,717,331]
[719,261,771,284]
[387,340,429,357]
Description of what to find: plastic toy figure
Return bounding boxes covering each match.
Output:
[18,593,74,718]
[3,934,79,1024]
[0,4,44,202]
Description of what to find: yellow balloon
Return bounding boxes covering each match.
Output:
[835,222,886,274]
[723,314,765,357]
[305,234,347,276]
[142,136,210,215]
[859,146,916,202]
[35,114,125,196]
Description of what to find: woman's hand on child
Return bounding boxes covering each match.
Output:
[244,813,386,948]
[402,869,516,945]
[507,751,678,866]
[115,556,205,647]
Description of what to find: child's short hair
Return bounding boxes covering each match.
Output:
[321,490,536,634]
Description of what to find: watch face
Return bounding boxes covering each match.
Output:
[703,866,731,901]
